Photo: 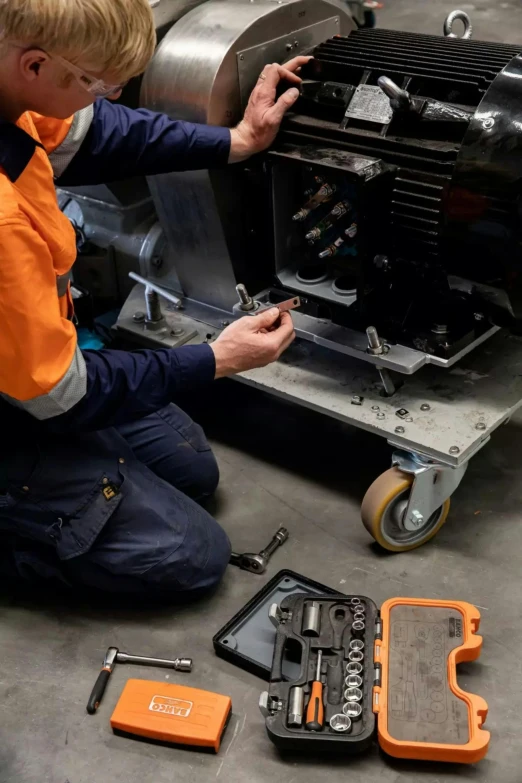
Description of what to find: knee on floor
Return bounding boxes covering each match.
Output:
[182,449,220,501]
[143,509,231,596]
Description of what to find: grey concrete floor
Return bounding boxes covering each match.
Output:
[3,2,522,782]
[2,378,522,783]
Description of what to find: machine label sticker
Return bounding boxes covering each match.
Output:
[149,695,193,718]
[344,85,394,125]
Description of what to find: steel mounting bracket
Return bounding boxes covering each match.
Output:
[392,449,468,532]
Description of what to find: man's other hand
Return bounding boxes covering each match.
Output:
[211,307,296,378]
[229,56,312,162]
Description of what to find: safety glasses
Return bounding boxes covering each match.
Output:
[52,55,126,98]
[7,42,125,98]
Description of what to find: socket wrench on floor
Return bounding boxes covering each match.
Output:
[87,647,192,714]
[230,527,289,574]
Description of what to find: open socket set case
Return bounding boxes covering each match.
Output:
[213,571,490,764]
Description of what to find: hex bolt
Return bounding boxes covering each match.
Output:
[371,405,380,412]
[410,509,424,526]
[420,404,431,411]
[476,422,486,430]
[133,311,145,323]
[366,325,384,355]
[171,327,184,337]
[377,412,385,420]
[236,283,251,305]
[221,321,230,328]
[236,283,256,312]
[367,326,381,349]
[395,426,405,434]
[449,446,460,455]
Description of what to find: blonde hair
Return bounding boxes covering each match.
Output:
[0,0,156,81]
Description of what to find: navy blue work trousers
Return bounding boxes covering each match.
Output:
[0,405,231,598]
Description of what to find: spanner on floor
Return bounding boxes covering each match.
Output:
[230,527,289,574]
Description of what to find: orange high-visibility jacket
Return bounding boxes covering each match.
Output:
[0,101,230,431]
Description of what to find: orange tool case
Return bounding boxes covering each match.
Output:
[261,594,489,763]
[110,680,232,753]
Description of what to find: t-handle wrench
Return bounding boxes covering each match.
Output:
[87,647,192,714]
[230,527,289,574]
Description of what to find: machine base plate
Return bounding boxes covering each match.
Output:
[237,330,522,466]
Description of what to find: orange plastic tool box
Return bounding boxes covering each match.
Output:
[110,679,232,753]
[262,592,489,763]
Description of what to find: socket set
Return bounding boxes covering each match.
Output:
[259,590,490,762]
[259,594,378,753]
[214,572,490,763]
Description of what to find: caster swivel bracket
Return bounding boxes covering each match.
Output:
[393,450,468,533]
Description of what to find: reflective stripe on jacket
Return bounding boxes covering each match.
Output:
[0,108,94,417]
[0,100,230,431]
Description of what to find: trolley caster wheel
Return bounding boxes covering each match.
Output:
[361,467,450,552]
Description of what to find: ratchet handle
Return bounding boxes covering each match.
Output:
[260,527,289,560]
[87,668,112,714]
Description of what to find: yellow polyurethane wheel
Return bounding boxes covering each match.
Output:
[361,467,451,552]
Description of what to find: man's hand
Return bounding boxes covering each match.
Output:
[211,307,295,378]
[229,55,312,163]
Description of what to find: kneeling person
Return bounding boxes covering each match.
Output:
[0,0,305,596]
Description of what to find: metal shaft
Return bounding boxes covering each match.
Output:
[145,287,163,322]
[366,325,383,353]
[315,649,323,681]
[236,283,251,305]
[378,367,396,397]
[260,527,289,559]
[128,271,182,308]
[116,652,192,671]
[236,283,255,311]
